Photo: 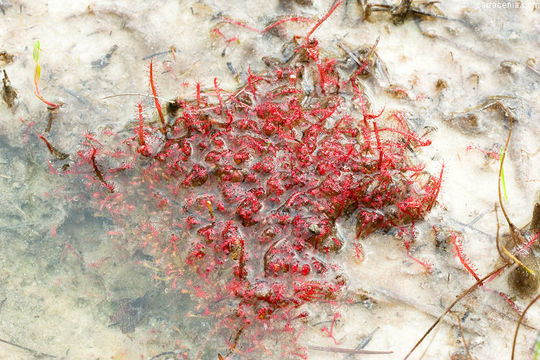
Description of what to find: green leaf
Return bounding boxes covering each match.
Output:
[33,40,40,63]
[34,64,41,84]
[535,331,540,360]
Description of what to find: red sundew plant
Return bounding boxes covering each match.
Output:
[449,230,481,282]
[42,6,444,359]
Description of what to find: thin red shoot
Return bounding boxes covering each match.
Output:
[320,312,341,345]
[137,102,146,150]
[373,122,383,169]
[404,239,432,272]
[262,17,313,33]
[89,147,114,193]
[37,134,55,154]
[515,231,540,255]
[34,85,61,109]
[149,60,166,134]
[221,17,261,33]
[305,1,342,41]
[450,231,480,282]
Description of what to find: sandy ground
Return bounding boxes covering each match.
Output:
[0,0,539,359]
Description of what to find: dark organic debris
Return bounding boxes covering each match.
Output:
[0,49,14,65]
[361,0,448,24]
[38,134,69,160]
[0,0,12,15]
[279,0,313,9]
[92,45,119,69]
[446,112,482,134]
[1,69,17,108]
[109,292,149,333]
[508,263,539,298]
[435,78,448,91]
[508,202,540,298]
[531,202,540,234]
[446,96,528,134]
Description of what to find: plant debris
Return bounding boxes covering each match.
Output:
[109,293,149,334]
[0,49,14,65]
[92,44,119,69]
[1,69,17,109]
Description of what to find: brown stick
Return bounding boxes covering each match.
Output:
[0,337,56,358]
[456,314,473,360]
[307,345,392,355]
[403,264,509,360]
[511,293,540,360]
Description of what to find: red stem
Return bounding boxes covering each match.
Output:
[305,1,342,41]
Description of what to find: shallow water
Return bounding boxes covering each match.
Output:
[0,1,539,359]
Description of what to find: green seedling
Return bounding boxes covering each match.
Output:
[33,40,61,109]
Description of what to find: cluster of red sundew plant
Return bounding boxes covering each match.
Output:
[40,7,444,360]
